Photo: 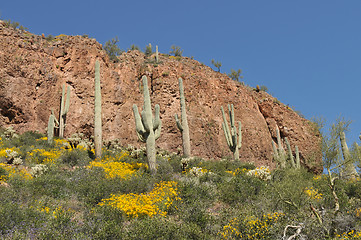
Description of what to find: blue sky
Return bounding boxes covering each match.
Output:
[1,1,361,144]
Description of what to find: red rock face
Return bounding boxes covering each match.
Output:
[0,24,322,172]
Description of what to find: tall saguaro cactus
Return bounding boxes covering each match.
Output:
[94,60,103,159]
[59,84,70,138]
[47,109,59,144]
[175,78,191,157]
[339,131,358,178]
[221,104,242,161]
[132,76,162,174]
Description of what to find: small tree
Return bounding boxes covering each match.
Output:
[145,43,153,56]
[211,59,222,72]
[169,45,183,57]
[104,37,122,62]
[228,69,243,81]
[129,44,140,51]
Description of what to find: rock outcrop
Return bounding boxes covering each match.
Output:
[0,25,322,172]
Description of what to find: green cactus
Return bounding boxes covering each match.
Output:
[272,128,300,169]
[94,60,102,159]
[285,137,296,168]
[132,76,162,174]
[155,45,159,63]
[59,84,70,138]
[47,109,59,144]
[221,104,242,161]
[174,78,191,157]
[339,131,358,178]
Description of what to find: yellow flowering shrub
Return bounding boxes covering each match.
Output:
[28,148,63,164]
[89,151,144,179]
[0,147,19,158]
[89,161,144,179]
[35,202,74,219]
[336,230,361,239]
[218,212,284,240]
[225,168,249,176]
[99,181,181,218]
[0,163,32,182]
[304,187,323,201]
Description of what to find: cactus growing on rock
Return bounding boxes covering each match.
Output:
[59,84,70,138]
[132,76,162,174]
[272,128,300,169]
[175,78,191,157]
[47,109,59,144]
[221,104,242,161]
[94,60,102,159]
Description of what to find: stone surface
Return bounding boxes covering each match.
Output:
[0,26,322,172]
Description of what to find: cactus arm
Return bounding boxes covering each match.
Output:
[153,104,161,131]
[221,106,233,147]
[276,128,284,152]
[295,146,300,169]
[229,104,235,127]
[221,104,241,160]
[64,85,70,115]
[154,120,162,140]
[133,104,146,135]
[285,137,296,168]
[175,114,183,131]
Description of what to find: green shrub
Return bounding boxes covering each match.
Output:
[60,148,92,167]
[104,37,123,62]
[169,45,183,57]
[228,68,243,81]
[211,59,222,72]
[145,43,153,56]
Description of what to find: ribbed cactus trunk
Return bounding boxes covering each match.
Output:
[272,128,287,168]
[340,132,358,178]
[132,76,162,174]
[47,109,59,144]
[94,60,102,159]
[221,104,242,161]
[175,78,191,157]
[59,84,70,138]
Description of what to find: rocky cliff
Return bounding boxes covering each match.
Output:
[0,23,322,172]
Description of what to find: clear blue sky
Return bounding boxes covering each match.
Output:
[1,1,361,145]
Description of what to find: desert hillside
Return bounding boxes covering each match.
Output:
[0,22,321,172]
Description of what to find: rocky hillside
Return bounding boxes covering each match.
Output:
[0,22,322,172]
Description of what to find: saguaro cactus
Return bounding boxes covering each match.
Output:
[272,128,300,169]
[221,104,242,161]
[155,45,159,63]
[340,131,358,178]
[94,60,102,159]
[175,78,191,157]
[272,128,286,168]
[59,84,70,138]
[132,76,162,174]
[47,109,59,144]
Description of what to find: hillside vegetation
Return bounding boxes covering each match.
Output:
[0,125,361,240]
